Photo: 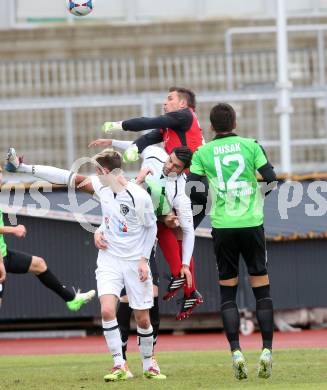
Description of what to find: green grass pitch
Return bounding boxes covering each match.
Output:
[1,349,327,389]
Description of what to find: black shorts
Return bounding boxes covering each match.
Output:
[0,249,33,299]
[4,249,33,274]
[120,246,159,297]
[211,225,267,280]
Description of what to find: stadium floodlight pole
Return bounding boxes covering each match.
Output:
[276,0,292,175]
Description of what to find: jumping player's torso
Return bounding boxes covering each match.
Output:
[162,108,204,154]
[190,134,268,228]
[140,146,187,216]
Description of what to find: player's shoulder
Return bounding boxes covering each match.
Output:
[90,175,111,195]
[166,108,192,120]
[127,181,152,202]
[142,145,167,162]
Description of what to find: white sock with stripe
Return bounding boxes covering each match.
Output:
[137,325,154,371]
[103,319,125,367]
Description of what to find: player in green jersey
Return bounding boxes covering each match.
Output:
[190,103,277,380]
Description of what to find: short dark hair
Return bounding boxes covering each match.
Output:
[94,149,122,171]
[210,103,236,133]
[171,146,193,169]
[169,86,196,110]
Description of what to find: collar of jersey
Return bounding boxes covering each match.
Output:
[214,132,238,140]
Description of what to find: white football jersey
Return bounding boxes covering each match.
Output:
[140,146,194,266]
[91,176,156,261]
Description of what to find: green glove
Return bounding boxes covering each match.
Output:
[123,144,139,163]
[102,121,123,133]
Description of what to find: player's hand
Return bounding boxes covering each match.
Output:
[162,213,180,229]
[123,144,139,163]
[94,230,108,250]
[102,121,123,133]
[13,225,26,238]
[0,260,6,283]
[138,257,149,282]
[180,265,192,289]
[135,166,153,185]
[88,139,113,148]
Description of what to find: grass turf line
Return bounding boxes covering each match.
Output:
[1,349,327,389]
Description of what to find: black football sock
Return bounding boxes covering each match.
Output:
[252,284,274,350]
[36,268,75,302]
[220,285,240,351]
[150,297,160,352]
[117,302,133,360]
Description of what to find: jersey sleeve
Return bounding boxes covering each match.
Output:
[190,149,206,176]
[90,175,104,196]
[134,129,164,153]
[172,183,195,266]
[253,141,268,170]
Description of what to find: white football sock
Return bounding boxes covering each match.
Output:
[17,163,73,185]
[102,319,125,367]
[137,325,154,371]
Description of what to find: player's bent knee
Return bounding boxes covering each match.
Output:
[101,307,116,321]
[120,295,129,303]
[153,285,159,297]
[30,256,47,274]
[219,276,238,287]
[249,274,269,287]
[134,310,150,329]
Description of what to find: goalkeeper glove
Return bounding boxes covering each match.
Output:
[123,144,139,163]
[102,121,123,133]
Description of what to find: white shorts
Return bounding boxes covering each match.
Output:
[95,251,153,310]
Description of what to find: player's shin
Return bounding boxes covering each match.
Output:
[117,301,133,360]
[137,324,154,371]
[103,319,125,367]
[252,284,274,350]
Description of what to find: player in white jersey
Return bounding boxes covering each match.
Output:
[89,139,203,317]
[6,147,166,381]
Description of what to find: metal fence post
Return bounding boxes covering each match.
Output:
[64,106,75,168]
[317,30,326,86]
[276,0,292,174]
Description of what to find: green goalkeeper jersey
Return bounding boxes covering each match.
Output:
[0,210,7,257]
[190,134,268,229]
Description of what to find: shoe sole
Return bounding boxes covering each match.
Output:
[176,297,204,320]
[258,359,272,379]
[234,361,248,380]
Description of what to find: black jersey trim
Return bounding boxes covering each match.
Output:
[145,156,166,164]
[126,190,135,207]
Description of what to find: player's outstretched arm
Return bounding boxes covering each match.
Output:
[102,113,180,134]
[0,225,26,238]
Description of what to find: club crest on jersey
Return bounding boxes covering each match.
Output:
[120,204,129,216]
[119,220,128,233]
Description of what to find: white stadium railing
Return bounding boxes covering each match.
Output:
[0,46,325,98]
[0,90,327,174]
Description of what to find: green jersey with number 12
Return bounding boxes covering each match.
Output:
[190,134,268,228]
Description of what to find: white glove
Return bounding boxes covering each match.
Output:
[102,121,123,133]
[123,144,139,163]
